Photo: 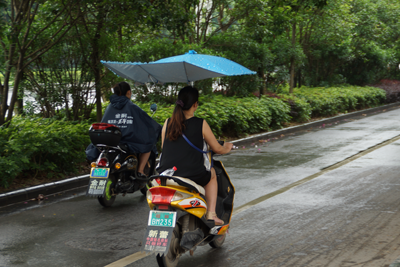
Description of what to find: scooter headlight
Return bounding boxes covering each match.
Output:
[171,191,192,202]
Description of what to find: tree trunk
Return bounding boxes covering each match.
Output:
[6,67,23,122]
[289,22,296,94]
[258,67,264,98]
[14,94,23,115]
[0,49,16,126]
[91,8,105,122]
[0,79,3,110]
[14,71,25,115]
[289,59,295,94]
[64,88,70,120]
[0,71,11,126]
[297,69,302,88]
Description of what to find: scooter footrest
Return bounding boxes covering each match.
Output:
[180,228,204,250]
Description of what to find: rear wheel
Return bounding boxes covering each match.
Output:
[209,233,226,248]
[156,224,181,267]
[98,178,116,207]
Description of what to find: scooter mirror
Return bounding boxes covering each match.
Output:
[150,103,157,112]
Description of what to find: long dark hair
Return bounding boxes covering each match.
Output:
[112,81,131,96]
[167,86,199,141]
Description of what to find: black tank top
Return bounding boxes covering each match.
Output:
[156,117,210,186]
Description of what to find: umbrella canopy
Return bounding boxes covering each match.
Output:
[101,50,256,84]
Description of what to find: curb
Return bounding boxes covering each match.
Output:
[1,102,400,208]
[232,102,400,145]
[0,175,89,207]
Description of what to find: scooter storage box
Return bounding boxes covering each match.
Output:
[89,123,121,147]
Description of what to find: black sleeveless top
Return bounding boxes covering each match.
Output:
[156,117,211,186]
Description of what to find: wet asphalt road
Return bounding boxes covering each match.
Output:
[1,108,400,267]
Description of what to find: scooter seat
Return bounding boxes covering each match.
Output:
[151,176,205,195]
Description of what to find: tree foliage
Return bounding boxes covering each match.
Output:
[0,0,81,126]
[1,0,400,125]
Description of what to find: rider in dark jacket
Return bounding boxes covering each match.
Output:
[86,82,161,177]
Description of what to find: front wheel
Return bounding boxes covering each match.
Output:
[156,224,181,267]
[98,178,116,207]
[209,233,226,248]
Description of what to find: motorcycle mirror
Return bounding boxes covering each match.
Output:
[150,103,157,112]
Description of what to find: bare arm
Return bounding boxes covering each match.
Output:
[161,118,168,148]
[202,120,233,154]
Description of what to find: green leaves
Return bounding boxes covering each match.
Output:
[136,85,385,137]
[0,117,91,188]
[284,85,386,116]
[136,94,291,137]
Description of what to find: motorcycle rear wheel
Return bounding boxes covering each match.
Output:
[98,178,116,207]
[156,224,181,267]
[209,233,226,248]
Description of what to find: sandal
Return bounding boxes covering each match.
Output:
[206,212,224,225]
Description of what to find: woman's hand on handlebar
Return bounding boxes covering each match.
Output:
[203,120,233,155]
[223,142,234,153]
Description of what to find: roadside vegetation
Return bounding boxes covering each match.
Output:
[0,85,388,190]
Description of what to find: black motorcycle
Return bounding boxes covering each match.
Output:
[86,106,158,207]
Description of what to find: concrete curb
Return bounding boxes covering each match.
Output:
[232,102,400,145]
[1,102,400,208]
[0,174,89,207]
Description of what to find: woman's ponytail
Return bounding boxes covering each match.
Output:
[166,86,199,141]
[167,103,186,141]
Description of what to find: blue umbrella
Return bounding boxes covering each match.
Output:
[101,50,256,84]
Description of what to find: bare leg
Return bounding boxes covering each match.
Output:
[204,168,224,225]
[138,152,151,174]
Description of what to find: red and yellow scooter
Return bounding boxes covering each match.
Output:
[142,156,235,267]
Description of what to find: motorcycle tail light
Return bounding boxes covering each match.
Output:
[97,158,108,167]
[91,123,115,130]
[171,191,192,202]
[149,187,176,205]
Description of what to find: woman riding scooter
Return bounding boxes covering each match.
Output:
[156,86,233,225]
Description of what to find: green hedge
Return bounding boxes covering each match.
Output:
[281,86,386,117]
[137,95,291,137]
[137,85,386,134]
[0,117,91,188]
[277,94,312,122]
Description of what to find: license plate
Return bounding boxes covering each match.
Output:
[148,211,176,228]
[90,168,109,178]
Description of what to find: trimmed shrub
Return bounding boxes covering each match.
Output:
[136,95,291,137]
[0,117,91,188]
[277,94,312,122]
[280,86,386,117]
